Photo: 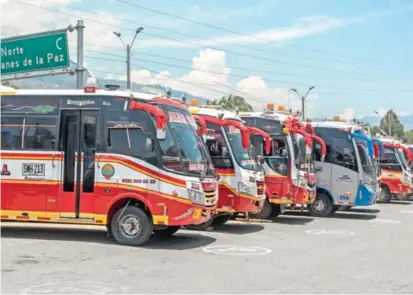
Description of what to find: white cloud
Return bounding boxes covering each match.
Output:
[121,49,318,115]
[340,108,356,120]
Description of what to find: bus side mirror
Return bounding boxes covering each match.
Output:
[222,146,228,157]
[157,129,166,140]
[256,155,264,165]
[146,138,155,152]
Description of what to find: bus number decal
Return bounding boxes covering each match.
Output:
[22,163,45,176]
[339,195,350,201]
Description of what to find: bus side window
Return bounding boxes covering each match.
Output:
[332,138,357,171]
[1,116,23,150]
[24,117,58,150]
[108,127,159,167]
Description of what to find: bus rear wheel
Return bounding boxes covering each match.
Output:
[308,193,333,217]
[111,206,153,246]
[153,226,180,238]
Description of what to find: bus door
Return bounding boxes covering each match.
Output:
[57,109,98,220]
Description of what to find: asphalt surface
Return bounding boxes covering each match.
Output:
[2,201,413,294]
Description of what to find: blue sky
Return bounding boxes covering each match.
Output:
[1,0,413,118]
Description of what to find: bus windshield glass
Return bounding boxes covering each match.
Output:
[355,138,375,175]
[224,125,258,170]
[159,105,215,177]
[397,148,409,170]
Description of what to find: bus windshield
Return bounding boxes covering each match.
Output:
[355,138,375,175]
[397,148,409,170]
[160,105,215,178]
[291,133,312,172]
[224,126,258,170]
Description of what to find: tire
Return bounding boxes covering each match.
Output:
[183,219,213,231]
[212,214,231,227]
[308,193,334,217]
[111,206,153,246]
[379,186,391,203]
[250,199,272,219]
[270,204,282,218]
[153,226,180,238]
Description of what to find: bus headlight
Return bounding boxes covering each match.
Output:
[187,189,205,205]
[238,182,256,197]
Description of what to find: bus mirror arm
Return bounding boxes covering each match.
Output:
[316,167,323,172]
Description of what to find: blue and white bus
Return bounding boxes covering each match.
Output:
[308,119,379,217]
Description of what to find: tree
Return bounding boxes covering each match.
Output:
[379,109,404,138]
[370,125,382,137]
[207,95,253,112]
[404,130,413,144]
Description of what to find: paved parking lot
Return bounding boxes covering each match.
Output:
[2,201,413,294]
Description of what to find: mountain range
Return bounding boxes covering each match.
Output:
[358,115,413,131]
[5,61,208,104]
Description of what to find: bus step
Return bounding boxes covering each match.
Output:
[58,217,94,222]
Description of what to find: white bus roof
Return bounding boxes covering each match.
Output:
[1,88,156,100]
[376,136,401,145]
[310,120,362,132]
[188,106,242,121]
[239,111,292,123]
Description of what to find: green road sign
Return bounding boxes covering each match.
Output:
[1,30,70,76]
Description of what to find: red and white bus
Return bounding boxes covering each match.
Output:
[184,102,266,228]
[240,104,326,218]
[0,81,218,246]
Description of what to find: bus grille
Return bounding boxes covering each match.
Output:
[256,180,265,195]
[204,190,217,206]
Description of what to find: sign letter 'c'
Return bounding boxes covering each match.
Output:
[56,37,62,50]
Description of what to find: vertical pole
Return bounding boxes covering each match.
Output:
[301,96,305,121]
[76,20,85,89]
[126,44,131,90]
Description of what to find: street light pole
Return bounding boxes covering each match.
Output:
[291,86,315,121]
[113,27,144,90]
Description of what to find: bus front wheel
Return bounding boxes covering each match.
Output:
[184,219,214,231]
[212,214,232,226]
[250,199,273,219]
[379,186,391,203]
[111,206,153,246]
[308,193,334,217]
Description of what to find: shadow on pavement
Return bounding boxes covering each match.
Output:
[271,215,315,225]
[330,212,377,220]
[346,208,381,214]
[1,225,216,250]
[208,223,265,235]
[284,210,377,220]
[389,201,412,205]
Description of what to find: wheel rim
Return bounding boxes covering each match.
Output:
[119,214,142,238]
[312,199,326,212]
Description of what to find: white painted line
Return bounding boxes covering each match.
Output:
[401,210,413,214]
[20,282,129,294]
[202,245,272,256]
[305,229,355,236]
[367,219,401,224]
